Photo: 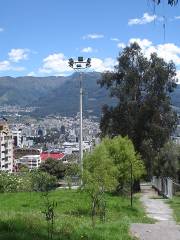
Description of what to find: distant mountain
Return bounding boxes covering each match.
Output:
[31,74,180,117]
[0,76,67,106]
[0,73,179,117]
[32,72,116,117]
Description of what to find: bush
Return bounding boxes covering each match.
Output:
[39,158,66,179]
[0,170,57,193]
[0,172,31,193]
[30,170,57,192]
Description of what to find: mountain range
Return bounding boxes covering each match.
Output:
[0,73,179,117]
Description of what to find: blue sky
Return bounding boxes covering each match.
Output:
[0,0,180,79]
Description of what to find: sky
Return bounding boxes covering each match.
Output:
[0,0,180,80]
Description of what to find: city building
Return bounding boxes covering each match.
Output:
[40,152,65,161]
[17,155,41,170]
[0,120,13,172]
[12,129,22,147]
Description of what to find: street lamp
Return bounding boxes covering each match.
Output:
[68,57,91,184]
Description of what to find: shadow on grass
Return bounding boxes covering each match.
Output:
[0,218,47,240]
[0,218,91,240]
[21,204,30,208]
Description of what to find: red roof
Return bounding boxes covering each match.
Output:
[40,152,65,161]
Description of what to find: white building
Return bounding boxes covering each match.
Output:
[62,141,92,154]
[0,121,13,172]
[12,129,22,147]
[17,155,41,170]
[21,137,34,148]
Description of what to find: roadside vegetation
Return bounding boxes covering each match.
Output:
[169,195,180,223]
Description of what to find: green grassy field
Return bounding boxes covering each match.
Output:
[0,190,152,240]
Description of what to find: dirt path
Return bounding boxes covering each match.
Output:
[130,184,180,240]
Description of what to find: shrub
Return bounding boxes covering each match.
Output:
[30,170,57,192]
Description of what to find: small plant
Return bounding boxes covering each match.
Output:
[98,197,106,223]
[65,175,72,190]
[42,192,57,240]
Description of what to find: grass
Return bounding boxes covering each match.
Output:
[168,195,180,224]
[0,190,152,240]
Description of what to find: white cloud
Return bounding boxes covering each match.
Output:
[39,53,71,75]
[129,38,152,49]
[40,40,180,76]
[111,38,119,42]
[154,44,180,65]
[82,33,104,40]
[8,48,30,62]
[117,42,126,49]
[81,47,93,53]
[90,57,117,72]
[0,28,4,32]
[27,71,36,77]
[0,61,11,71]
[39,52,116,75]
[128,13,157,25]
[175,16,180,19]
[0,60,25,72]
[128,38,180,66]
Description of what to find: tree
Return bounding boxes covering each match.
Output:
[18,164,29,172]
[39,158,66,179]
[65,163,80,189]
[153,0,178,5]
[102,136,145,192]
[30,170,57,192]
[83,143,118,226]
[98,43,177,179]
[154,141,180,180]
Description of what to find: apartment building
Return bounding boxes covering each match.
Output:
[12,129,22,147]
[0,121,13,172]
[17,155,41,170]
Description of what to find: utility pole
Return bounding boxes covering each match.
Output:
[130,162,133,207]
[68,57,91,185]
[79,72,83,178]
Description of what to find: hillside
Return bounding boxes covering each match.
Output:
[0,76,67,106]
[0,73,179,117]
[32,72,116,117]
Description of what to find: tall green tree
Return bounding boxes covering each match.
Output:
[98,43,177,178]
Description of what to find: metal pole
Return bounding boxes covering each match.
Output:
[79,72,83,185]
[68,57,91,187]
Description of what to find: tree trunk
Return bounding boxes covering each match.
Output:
[133,179,141,192]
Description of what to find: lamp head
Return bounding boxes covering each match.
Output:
[86,58,91,67]
[76,63,82,68]
[78,56,84,62]
[68,58,74,68]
